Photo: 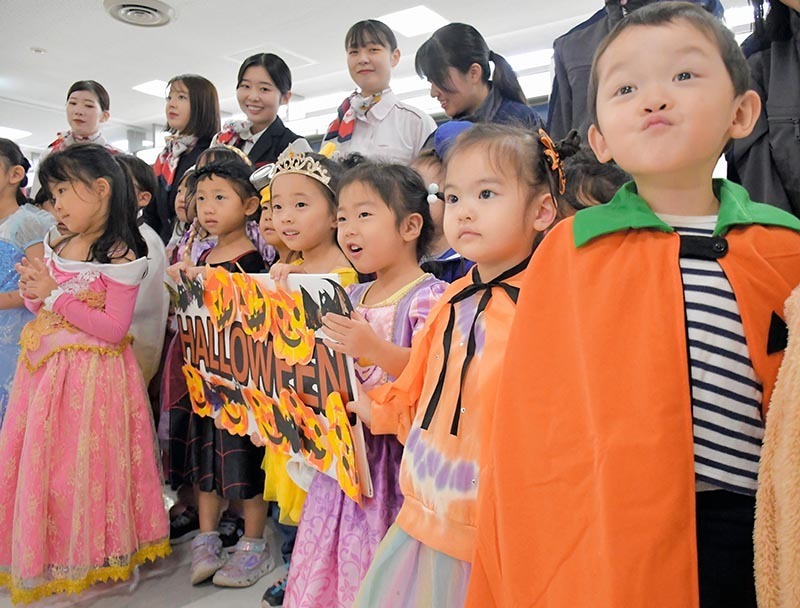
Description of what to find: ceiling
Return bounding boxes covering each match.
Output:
[1,0,752,160]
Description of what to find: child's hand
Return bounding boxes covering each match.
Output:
[269,262,303,284]
[345,382,372,429]
[15,257,56,301]
[183,265,207,281]
[322,311,378,359]
[166,260,189,283]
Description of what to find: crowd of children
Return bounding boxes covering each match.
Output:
[1,3,800,608]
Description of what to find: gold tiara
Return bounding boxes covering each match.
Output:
[271,140,332,191]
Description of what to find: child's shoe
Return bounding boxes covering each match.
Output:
[218,510,245,552]
[170,505,200,544]
[261,571,287,607]
[190,531,228,585]
[212,537,276,588]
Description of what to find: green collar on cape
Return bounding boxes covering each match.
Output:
[573,178,800,248]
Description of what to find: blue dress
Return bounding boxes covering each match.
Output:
[0,205,55,425]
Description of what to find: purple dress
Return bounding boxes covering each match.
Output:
[285,273,446,608]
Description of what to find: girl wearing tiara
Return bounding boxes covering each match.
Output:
[143,74,219,243]
[31,80,117,196]
[0,145,169,604]
[212,53,302,168]
[284,162,447,607]
[321,20,436,164]
[415,23,543,129]
[0,139,54,425]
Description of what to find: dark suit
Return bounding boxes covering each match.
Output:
[240,117,300,167]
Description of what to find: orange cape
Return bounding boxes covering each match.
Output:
[467,181,800,608]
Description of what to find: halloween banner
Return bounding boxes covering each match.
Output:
[173,268,372,503]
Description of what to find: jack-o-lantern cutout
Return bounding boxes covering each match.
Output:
[218,399,249,437]
[182,363,211,417]
[243,386,281,447]
[206,375,249,437]
[269,287,315,366]
[282,387,332,473]
[325,392,361,504]
[204,267,239,331]
[232,273,270,342]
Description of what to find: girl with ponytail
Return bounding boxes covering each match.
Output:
[415,23,543,129]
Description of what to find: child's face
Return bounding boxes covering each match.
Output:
[258,204,285,248]
[337,181,412,275]
[174,179,189,223]
[166,81,191,133]
[196,175,257,237]
[48,179,107,235]
[236,65,290,131]
[443,146,555,280]
[66,90,109,138]
[270,173,337,253]
[347,41,400,96]
[412,160,445,239]
[588,21,751,181]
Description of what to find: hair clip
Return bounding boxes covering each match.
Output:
[538,128,566,195]
[427,183,444,205]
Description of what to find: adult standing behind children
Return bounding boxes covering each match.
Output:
[211,53,302,167]
[469,3,800,607]
[415,23,543,129]
[321,20,436,164]
[728,0,800,217]
[32,80,118,196]
[143,74,219,243]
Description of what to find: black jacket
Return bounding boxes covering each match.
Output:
[728,10,800,217]
[241,116,301,167]
[143,136,212,243]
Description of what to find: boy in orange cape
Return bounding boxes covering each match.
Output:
[467,3,800,608]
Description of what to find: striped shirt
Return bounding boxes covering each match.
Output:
[659,214,764,496]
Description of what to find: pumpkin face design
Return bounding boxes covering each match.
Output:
[283,387,332,473]
[206,375,249,437]
[232,273,270,342]
[269,286,315,366]
[325,392,361,504]
[182,363,212,417]
[243,386,281,447]
[204,267,239,331]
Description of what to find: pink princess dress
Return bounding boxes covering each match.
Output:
[285,273,446,607]
[0,229,170,604]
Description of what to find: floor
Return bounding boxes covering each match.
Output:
[0,521,286,608]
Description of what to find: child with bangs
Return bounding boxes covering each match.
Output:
[469,4,800,607]
[347,123,572,607]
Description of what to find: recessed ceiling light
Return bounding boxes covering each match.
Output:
[132,79,169,97]
[104,0,175,27]
[0,127,32,141]
[29,47,47,55]
[379,5,448,38]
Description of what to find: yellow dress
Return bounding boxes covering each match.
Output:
[263,265,358,524]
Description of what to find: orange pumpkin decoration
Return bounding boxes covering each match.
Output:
[204,267,239,331]
[182,363,211,417]
[232,273,270,342]
[283,387,332,473]
[243,386,281,447]
[269,286,315,366]
[218,399,250,437]
[325,392,361,504]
